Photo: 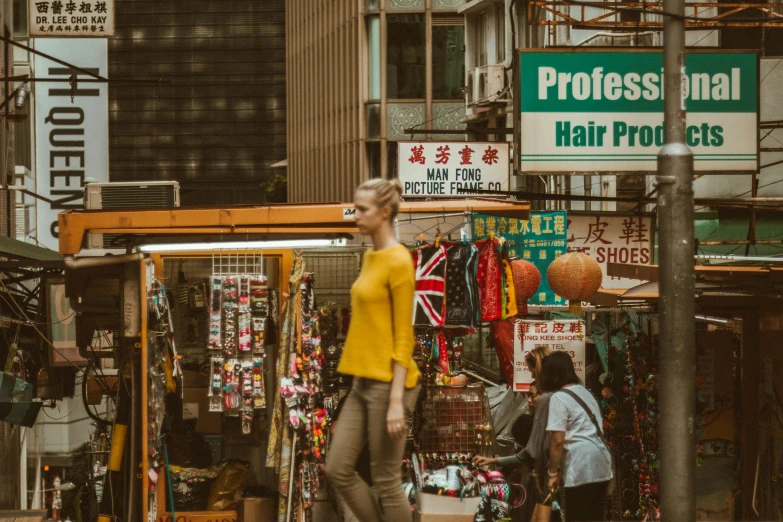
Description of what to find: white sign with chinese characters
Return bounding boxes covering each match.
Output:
[567,214,654,289]
[30,0,114,37]
[513,320,586,392]
[398,141,510,197]
[34,38,109,251]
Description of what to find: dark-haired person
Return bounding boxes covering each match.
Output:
[542,351,612,522]
[474,413,534,468]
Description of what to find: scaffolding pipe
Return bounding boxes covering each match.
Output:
[657,0,696,518]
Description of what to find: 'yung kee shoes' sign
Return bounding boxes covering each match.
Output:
[518,50,759,173]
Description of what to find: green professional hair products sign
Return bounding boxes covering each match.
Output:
[519,50,758,172]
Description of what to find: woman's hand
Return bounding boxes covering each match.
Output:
[547,471,562,490]
[386,398,406,439]
[473,456,497,468]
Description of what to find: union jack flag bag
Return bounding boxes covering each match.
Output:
[411,244,448,327]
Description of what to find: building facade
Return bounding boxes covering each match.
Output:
[108,0,287,206]
[287,0,469,203]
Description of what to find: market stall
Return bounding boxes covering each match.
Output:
[57,199,531,522]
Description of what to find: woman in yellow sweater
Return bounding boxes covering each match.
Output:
[325,178,421,522]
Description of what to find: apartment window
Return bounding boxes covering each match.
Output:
[495,6,506,64]
[432,21,465,99]
[366,102,380,139]
[387,14,426,99]
[367,142,381,178]
[367,15,381,99]
[473,11,487,68]
[13,0,27,37]
[366,0,379,12]
[388,142,399,179]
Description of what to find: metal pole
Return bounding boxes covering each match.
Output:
[656,0,696,517]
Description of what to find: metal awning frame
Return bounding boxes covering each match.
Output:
[57,199,532,255]
[591,262,783,307]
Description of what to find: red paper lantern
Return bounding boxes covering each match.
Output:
[511,259,541,315]
[547,251,603,314]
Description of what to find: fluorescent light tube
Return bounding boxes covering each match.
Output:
[139,238,347,253]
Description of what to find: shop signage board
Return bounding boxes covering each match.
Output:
[29,0,115,36]
[568,213,654,289]
[398,141,510,197]
[34,38,109,251]
[518,50,759,172]
[513,319,586,392]
[472,210,568,306]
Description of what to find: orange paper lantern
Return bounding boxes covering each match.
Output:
[511,259,541,315]
[547,251,603,314]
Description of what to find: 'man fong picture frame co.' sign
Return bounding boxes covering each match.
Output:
[517,49,759,173]
[398,141,510,197]
[29,0,114,37]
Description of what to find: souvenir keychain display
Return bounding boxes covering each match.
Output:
[208,276,222,351]
[280,273,329,522]
[146,276,178,515]
[238,277,252,353]
[206,251,269,428]
[249,276,268,411]
[222,278,238,356]
[208,355,224,412]
[597,316,661,522]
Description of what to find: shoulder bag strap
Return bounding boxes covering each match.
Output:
[559,388,604,440]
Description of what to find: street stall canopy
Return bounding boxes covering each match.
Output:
[589,262,783,307]
[57,199,531,255]
[0,235,63,269]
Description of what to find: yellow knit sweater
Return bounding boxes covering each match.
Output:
[337,244,421,388]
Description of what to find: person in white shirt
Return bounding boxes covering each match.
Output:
[542,351,613,522]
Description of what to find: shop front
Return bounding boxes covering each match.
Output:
[57,199,534,522]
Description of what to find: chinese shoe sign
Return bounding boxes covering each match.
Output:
[398,141,510,197]
[30,0,114,36]
[472,211,567,306]
[519,50,758,172]
[514,320,586,392]
[568,214,654,289]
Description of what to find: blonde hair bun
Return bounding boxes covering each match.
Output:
[357,178,403,220]
[390,178,403,196]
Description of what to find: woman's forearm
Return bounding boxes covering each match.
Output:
[390,361,409,401]
[548,431,565,473]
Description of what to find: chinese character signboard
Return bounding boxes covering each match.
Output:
[568,214,654,289]
[34,39,109,251]
[472,210,568,306]
[513,320,586,392]
[398,141,510,197]
[518,50,758,172]
[29,0,114,36]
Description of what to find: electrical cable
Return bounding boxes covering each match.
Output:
[0,278,85,373]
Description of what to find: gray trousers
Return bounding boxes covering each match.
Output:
[325,378,420,522]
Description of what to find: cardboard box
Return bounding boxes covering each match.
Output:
[237,497,276,522]
[415,493,482,522]
[85,376,119,405]
[182,387,222,434]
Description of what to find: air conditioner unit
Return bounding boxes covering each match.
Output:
[469,65,505,106]
[84,181,180,250]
